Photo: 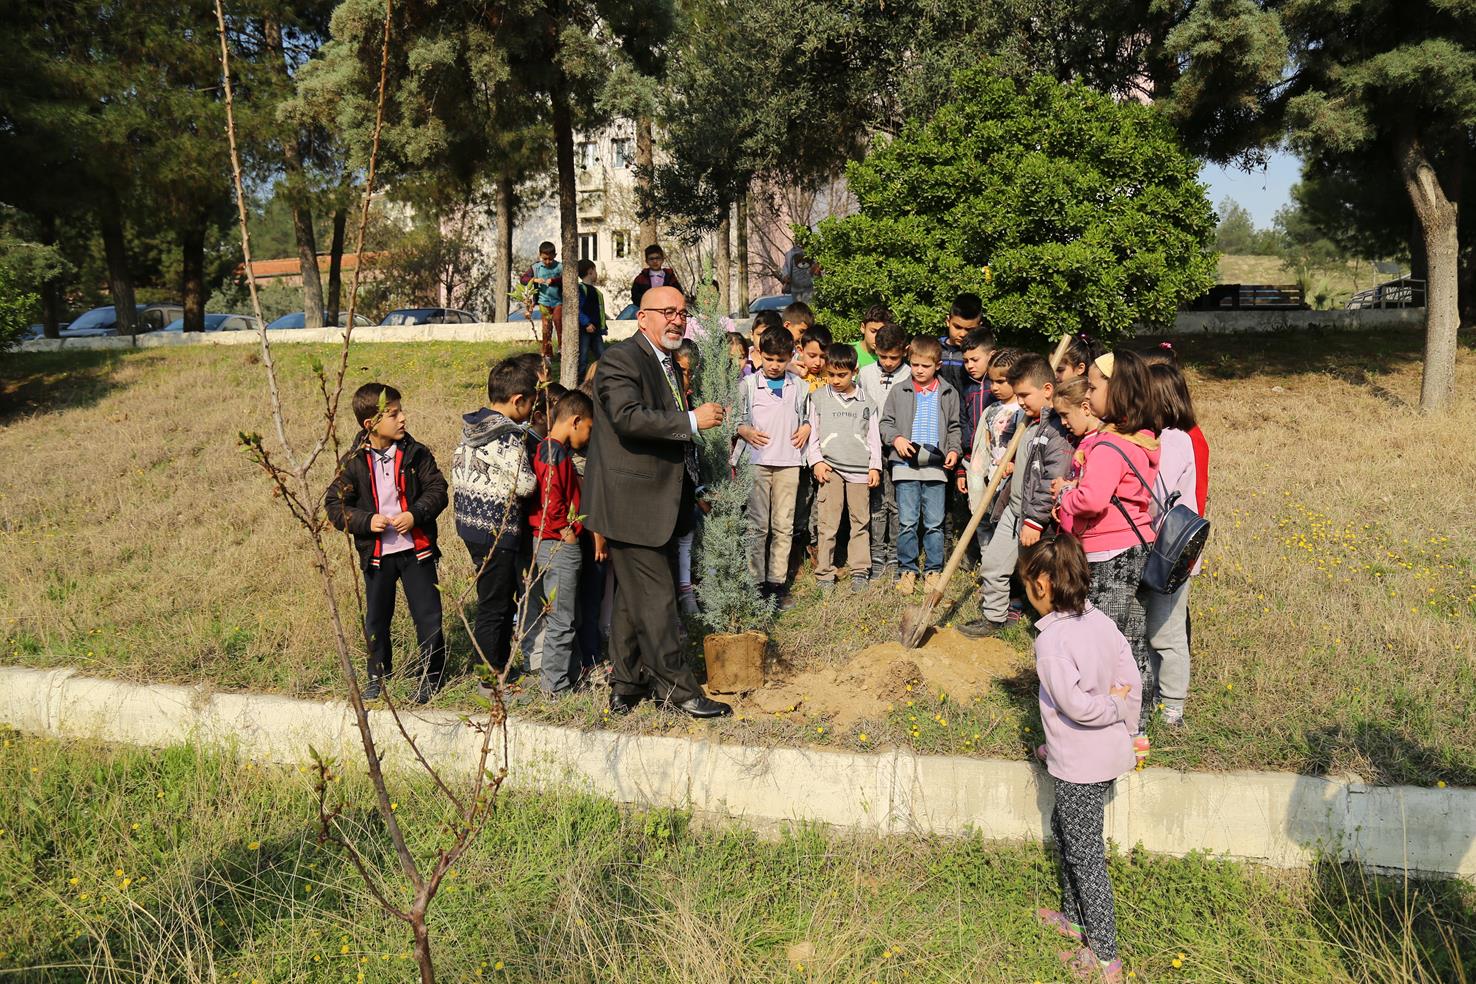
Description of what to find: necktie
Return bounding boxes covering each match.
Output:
[661,354,700,487]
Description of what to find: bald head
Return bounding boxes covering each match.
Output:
[636,286,687,351]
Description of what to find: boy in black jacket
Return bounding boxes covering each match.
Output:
[325,382,449,703]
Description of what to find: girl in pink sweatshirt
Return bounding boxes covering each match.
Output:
[1021,533,1140,983]
[1052,350,1159,737]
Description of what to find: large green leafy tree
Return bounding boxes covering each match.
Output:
[808,68,1216,343]
[1165,0,1476,410]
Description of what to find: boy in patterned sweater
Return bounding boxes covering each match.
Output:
[452,359,538,689]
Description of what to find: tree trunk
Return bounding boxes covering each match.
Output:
[637,115,658,249]
[494,174,515,323]
[552,71,581,387]
[98,194,137,335]
[326,207,347,325]
[1395,126,1460,411]
[265,18,325,331]
[1408,217,1428,281]
[181,219,207,332]
[735,192,750,315]
[715,205,732,317]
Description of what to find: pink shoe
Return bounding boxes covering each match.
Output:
[1059,948,1123,982]
[1035,907,1082,942]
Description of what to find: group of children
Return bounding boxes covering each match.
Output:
[324,293,1213,982]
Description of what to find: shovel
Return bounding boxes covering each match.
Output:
[898,334,1073,648]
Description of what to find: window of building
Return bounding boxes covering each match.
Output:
[611,138,635,168]
[575,140,598,170]
[612,231,629,258]
[579,232,599,262]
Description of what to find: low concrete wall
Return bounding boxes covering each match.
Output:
[2,665,1470,878]
[18,320,643,353]
[1171,307,1423,335]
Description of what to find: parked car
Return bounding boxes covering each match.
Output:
[61,303,183,337]
[163,313,265,333]
[747,293,793,315]
[265,311,374,330]
[379,307,481,326]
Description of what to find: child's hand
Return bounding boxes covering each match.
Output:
[956,474,968,494]
[1109,683,1131,700]
[892,436,916,458]
[390,512,415,535]
[562,528,578,544]
[369,513,390,533]
[813,461,833,484]
[1000,462,1014,478]
[868,468,881,488]
[593,532,608,563]
[737,424,770,448]
[791,423,811,448]
[1019,526,1040,548]
[943,450,958,471]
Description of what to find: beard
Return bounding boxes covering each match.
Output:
[659,330,683,351]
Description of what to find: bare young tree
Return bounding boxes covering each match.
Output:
[214,3,513,980]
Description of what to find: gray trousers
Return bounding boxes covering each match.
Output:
[521,538,582,694]
[868,469,898,577]
[977,504,1020,622]
[748,465,800,585]
[1146,579,1191,712]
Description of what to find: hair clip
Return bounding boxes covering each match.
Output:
[1159,341,1173,350]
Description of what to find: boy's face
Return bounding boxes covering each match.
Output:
[988,366,1014,401]
[783,321,804,343]
[1014,378,1053,419]
[646,251,665,270]
[503,392,535,423]
[802,341,826,376]
[826,365,857,392]
[581,267,596,284]
[860,320,882,351]
[910,354,938,385]
[568,414,593,450]
[539,250,555,266]
[365,401,407,443]
[946,313,980,346]
[759,351,791,379]
[876,347,906,373]
[963,345,994,382]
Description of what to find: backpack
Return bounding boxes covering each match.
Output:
[1096,440,1210,595]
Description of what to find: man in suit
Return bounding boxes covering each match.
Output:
[585,285,732,718]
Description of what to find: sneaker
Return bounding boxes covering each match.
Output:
[1060,948,1122,982]
[923,571,942,594]
[360,677,383,701]
[957,618,1006,639]
[1133,735,1150,770]
[850,576,869,594]
[816,578,836,593]
[895,571,917,594]
[1034,908,1083,942]
[1160,705,1185,727]
[1003,607,1026,623]
[774,590,797,612]
[678,586,699,615]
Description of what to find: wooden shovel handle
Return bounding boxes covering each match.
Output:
[920,333,1074,608]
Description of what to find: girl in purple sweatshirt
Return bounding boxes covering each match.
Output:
[1021,533,1141,984]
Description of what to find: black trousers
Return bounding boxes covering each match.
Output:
[606,535,702,704]
[363,551,444,683]
[467,543,520,673]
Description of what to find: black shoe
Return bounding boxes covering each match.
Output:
[411,676,441,705]
[675,696,732,719]
[609,693,644,716]
[360,677,383,701]
[957,618,1008,639]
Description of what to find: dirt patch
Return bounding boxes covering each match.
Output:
[735,627,1027,726]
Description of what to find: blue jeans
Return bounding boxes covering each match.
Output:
[578,329,604,382]
[895,479,945,574]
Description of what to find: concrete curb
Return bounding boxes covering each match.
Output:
[1,665,1469,878]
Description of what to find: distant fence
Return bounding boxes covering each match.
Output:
[1347,277,1427,310]
[1190,283,1306,311]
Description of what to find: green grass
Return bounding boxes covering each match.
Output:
[1,331,1475,786]
[2,733,1472,983]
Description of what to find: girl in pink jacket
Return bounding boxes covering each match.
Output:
[1052,350,1159,738]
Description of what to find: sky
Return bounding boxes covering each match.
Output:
[1199,149,1300,229]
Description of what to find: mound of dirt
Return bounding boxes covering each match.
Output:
[736,627,1027,726]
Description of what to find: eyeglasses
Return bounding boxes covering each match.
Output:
[639,306,687,322]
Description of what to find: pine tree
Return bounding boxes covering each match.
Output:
[688,286,772,635]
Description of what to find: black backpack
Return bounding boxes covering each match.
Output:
[1096,440,1210,595]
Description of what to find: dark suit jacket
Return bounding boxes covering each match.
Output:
[585,333,695,546]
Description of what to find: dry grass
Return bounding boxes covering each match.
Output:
[1,331,1474,784]
[1217,253,1385,308]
